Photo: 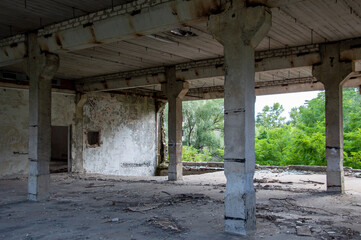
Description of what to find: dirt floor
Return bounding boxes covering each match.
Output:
[1,170,361,240]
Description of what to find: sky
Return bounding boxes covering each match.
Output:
[255,91,321,120]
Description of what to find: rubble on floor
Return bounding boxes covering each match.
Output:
[0,170,360,240]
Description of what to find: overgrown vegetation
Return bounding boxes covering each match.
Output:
[165,89,361,169]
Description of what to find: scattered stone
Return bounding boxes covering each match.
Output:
[296,226,312,236]
[172,193,210,203]
[126,203,161,212]
[104,217,123,223]
[148,218,181,232]
[85,183,115,188]
[354,173,361,178]
[300,180,324,185]
[279,181,293,184]
[254,178,280,183]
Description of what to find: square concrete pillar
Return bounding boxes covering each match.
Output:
[25,33,59,201]
[208,2,271,235]
[155,101,167,166]
[324,84,345,193]
[72,93,88,173]
[162,66,189,181]
[313,43,353,194]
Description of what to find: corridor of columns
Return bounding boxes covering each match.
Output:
[0,0,361,238]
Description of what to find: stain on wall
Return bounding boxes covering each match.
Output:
[82,93,157,176]
[0,88,75,178]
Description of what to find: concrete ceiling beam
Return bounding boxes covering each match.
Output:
[0,0,225,67]
[77,45,322,92]
[340,38,361,62]
[0,41,26,67]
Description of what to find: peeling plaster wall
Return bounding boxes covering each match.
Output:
[83,93,157,176]
[0,88,75,178]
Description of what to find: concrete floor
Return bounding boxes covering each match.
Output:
[1,170,360,240]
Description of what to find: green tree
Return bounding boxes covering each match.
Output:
[165,88,361,168]
[256,103,286,128]
[182,101,199,146]
[294,92,325,129]
[165,99,225,162]
[343,88,361,133]
[183,99,224,152]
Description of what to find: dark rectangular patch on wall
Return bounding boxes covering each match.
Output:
[87,131,100,147]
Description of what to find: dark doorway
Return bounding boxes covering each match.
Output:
[51,126,70,173]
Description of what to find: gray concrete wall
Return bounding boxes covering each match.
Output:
[0,88,75,178]
[82,93,157,176]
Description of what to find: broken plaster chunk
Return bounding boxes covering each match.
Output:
[296,226,312,236]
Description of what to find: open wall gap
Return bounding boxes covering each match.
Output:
[51,125,70,173]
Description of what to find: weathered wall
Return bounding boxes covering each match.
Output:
[0,88,75,178]
[82,93,157,176]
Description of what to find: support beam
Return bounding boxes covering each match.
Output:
[340,38,361,61]
[162,66,189,181]
[183,77,325,100]
[0,0,224,67]
[313,43,353,194]
[0,42,26,67]
[26,34,59,201]
[208,2,271,235]
[77,45,321,93]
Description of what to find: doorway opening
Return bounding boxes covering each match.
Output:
[51,125,71,173]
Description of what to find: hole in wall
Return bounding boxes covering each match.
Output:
[51,125,70,173]
[87,131,100,147]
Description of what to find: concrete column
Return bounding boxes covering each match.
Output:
[208,2,271,235]
[155,101,167,166]
[25,33,59,201]
[161,66,189,181]
[72,93,88,173]
[313,43,353,193]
